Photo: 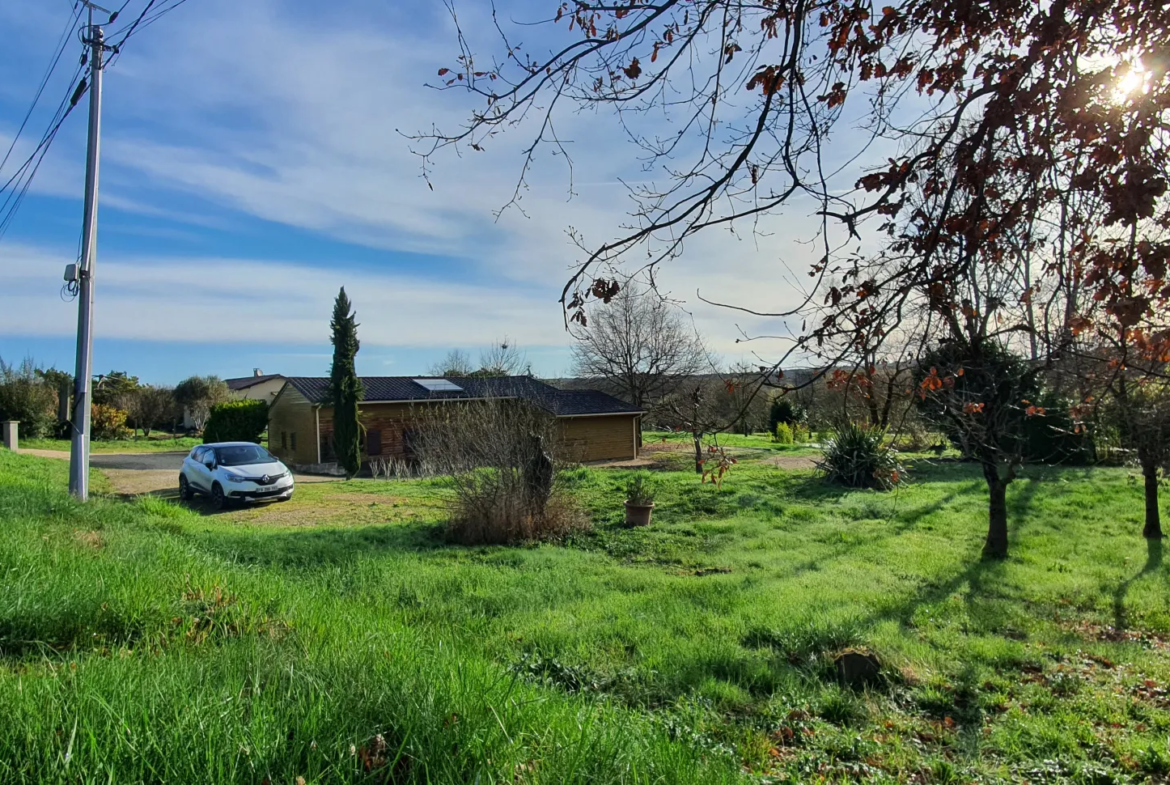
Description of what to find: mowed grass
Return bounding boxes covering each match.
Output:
[2,442,1169,784]
[19,434,201,453]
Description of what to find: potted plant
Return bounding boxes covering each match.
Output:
[624,473,656,527]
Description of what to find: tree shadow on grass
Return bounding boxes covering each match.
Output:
[1112,536,1164,631]
[890,480,984,526]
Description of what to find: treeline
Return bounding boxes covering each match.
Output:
[0,358,236,441]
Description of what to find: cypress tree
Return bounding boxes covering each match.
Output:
[329,288,364,478]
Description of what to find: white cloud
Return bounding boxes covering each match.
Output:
[1,0,886,369]
[0,243,569,349]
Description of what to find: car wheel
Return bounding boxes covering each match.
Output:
[178,474,192,501]
[210,482,227,511]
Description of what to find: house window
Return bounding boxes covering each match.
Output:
[281,431,287,450]
[367,429,382,456]
[290,432,297,451]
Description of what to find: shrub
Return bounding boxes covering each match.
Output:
[90,404,131,441]
[793,423,811,443]
[203,400,268,444]
[817,423,904,490]
[888,421,936,452]
[916,342,1095,465]
[0,358,57,438]
[1021,392,1094,465]
[414,397,587,544]
[768,397,801,433]
[773,422,795,444]
[625,473,655,505]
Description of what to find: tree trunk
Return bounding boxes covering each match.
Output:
[1142,461,1164,539]
[982,465,1009,559]
[693,432,703,474]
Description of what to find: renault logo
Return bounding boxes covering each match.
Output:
[261,475,270,484]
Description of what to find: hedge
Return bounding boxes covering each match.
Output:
[203,399,268,444]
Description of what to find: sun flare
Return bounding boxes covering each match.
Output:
[1114,65,1150,102]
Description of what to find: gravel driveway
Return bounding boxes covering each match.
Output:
[18,449,336,497]
[90,452,188,472]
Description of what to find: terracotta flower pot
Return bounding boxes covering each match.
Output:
[624,500,655,527]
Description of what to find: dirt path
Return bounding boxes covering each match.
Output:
[626,442,819,471]
[763,453,818,470]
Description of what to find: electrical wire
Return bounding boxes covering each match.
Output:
[0,66,88,241]
[0,1,84,177]
[0,0,193,242]
[104,0,190,70]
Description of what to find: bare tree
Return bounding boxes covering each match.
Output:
[477,338,530,377]
[571,284,708,412]
[428,349,475,377]
[656,377,731,474]
[412,397,584,544]
[721,361,770,436]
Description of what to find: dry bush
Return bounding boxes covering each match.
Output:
[370,456,437,480]
[413,398,587,544]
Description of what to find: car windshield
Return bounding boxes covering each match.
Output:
[214,445,275,466]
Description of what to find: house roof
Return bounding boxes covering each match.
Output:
[225,373,284,391]
[281,376,642,417]
[542,389,643,417]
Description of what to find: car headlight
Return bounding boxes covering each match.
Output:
[226,475,254,484]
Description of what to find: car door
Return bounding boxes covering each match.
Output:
[188,447,212,491]
[199,447,219,490]
[183,448,202,490]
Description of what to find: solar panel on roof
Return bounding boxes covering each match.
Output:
[413,378,463,392]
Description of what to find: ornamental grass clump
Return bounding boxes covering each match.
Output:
[817,423,904,490]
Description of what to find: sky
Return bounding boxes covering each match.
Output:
[0,0,869,385]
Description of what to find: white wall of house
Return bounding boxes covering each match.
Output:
[232,377,286,404]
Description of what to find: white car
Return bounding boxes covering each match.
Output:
[178,442,294,509]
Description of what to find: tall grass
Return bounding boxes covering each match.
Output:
[2,445,1169,783]
[0,450,737,784]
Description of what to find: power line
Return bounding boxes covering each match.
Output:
[104,0,190,69]
[0,1,84,177]
[0,1,192,240]
[0,67,88,240]
[105,0,158,53]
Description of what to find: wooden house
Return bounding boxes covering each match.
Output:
[267,376,642,468]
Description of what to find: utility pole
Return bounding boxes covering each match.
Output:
[68,4,107,500]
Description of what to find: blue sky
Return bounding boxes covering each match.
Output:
[0,0,861,385]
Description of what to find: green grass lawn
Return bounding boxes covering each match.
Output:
[1,445,1168,783]
[19,434,201,453]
